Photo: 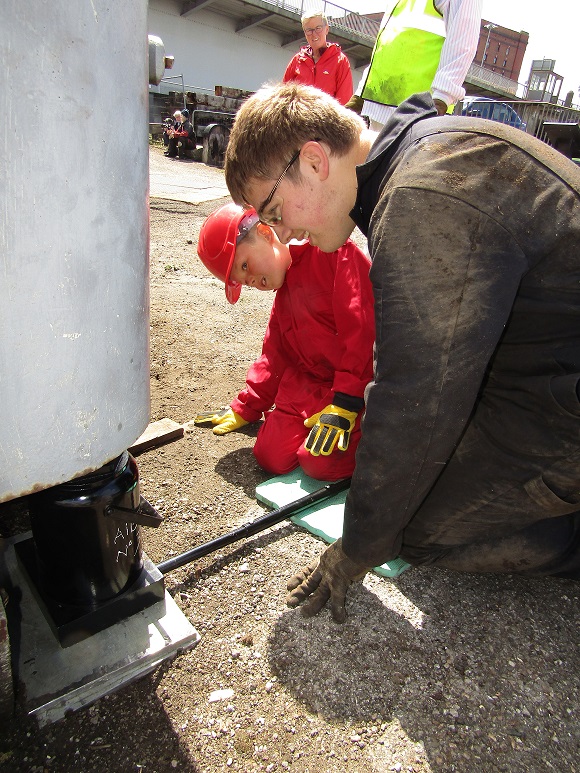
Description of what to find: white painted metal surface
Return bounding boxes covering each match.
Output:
[0,1,152,501]
[147,0,366,98]
[1,536,200,727]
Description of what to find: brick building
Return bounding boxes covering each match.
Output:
[475,19,529,82]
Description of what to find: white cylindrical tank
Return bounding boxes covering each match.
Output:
[0,1,151,502]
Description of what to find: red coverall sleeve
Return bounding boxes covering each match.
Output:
[334,54,354,105]
[231,301,289,422]
[282,55,299,83]
[329,242,375,398]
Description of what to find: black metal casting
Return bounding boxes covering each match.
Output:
[16,452,165,646]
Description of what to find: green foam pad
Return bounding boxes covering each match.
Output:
[255,470,411,578]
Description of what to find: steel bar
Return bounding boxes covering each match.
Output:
[157,478,350,575]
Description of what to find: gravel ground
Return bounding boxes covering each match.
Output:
[0,148,579,772]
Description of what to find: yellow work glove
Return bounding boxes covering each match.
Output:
[304,404,358,456]
[194,407,249,435]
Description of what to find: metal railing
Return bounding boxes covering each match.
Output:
[516,101,580,143]
[160,74,187,107]
[456,97,580,147]
[467,62,520,97]
[467,63,580,108]
[261,0,380,41]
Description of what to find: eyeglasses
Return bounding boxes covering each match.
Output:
[258,149,300,226]
[304,24,325,36]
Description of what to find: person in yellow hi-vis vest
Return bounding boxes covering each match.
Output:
[347,0,482,129]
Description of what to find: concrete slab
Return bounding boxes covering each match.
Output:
[149,147,230,205]
[1,534,200,727]
[256,472,412,579]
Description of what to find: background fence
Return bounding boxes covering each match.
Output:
[456,97,580,157]
[262,0,380,40]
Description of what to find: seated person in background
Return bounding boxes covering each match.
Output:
[283,8,353,106]
[163,110,182,154]
[194,203,375,482]
[166,108,195,158]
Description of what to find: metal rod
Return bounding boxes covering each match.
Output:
[157,478,350,575]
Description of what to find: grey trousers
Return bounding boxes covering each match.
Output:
[400,419,580,577]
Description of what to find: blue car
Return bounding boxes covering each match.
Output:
[461,97,527,131]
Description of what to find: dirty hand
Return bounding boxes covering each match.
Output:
[194,407,249,435]
[304,404,357,455]
[345,94,364,115]
[286,539,369,622]
[433,99,448,116]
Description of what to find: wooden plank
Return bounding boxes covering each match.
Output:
[128,418,184,455]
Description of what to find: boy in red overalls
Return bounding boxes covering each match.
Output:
[194,203,374,481]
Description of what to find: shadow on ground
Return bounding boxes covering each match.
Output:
[268,567,580,771]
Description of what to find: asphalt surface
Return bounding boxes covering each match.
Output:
[149,147,229,205]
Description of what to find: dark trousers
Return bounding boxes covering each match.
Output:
[166,137,194,157]
[400,419,580,578]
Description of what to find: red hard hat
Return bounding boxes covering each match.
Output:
[197,203,259,304]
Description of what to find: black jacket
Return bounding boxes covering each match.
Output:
[343,93,580,567]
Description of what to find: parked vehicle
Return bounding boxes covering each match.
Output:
[461,96,527,131]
